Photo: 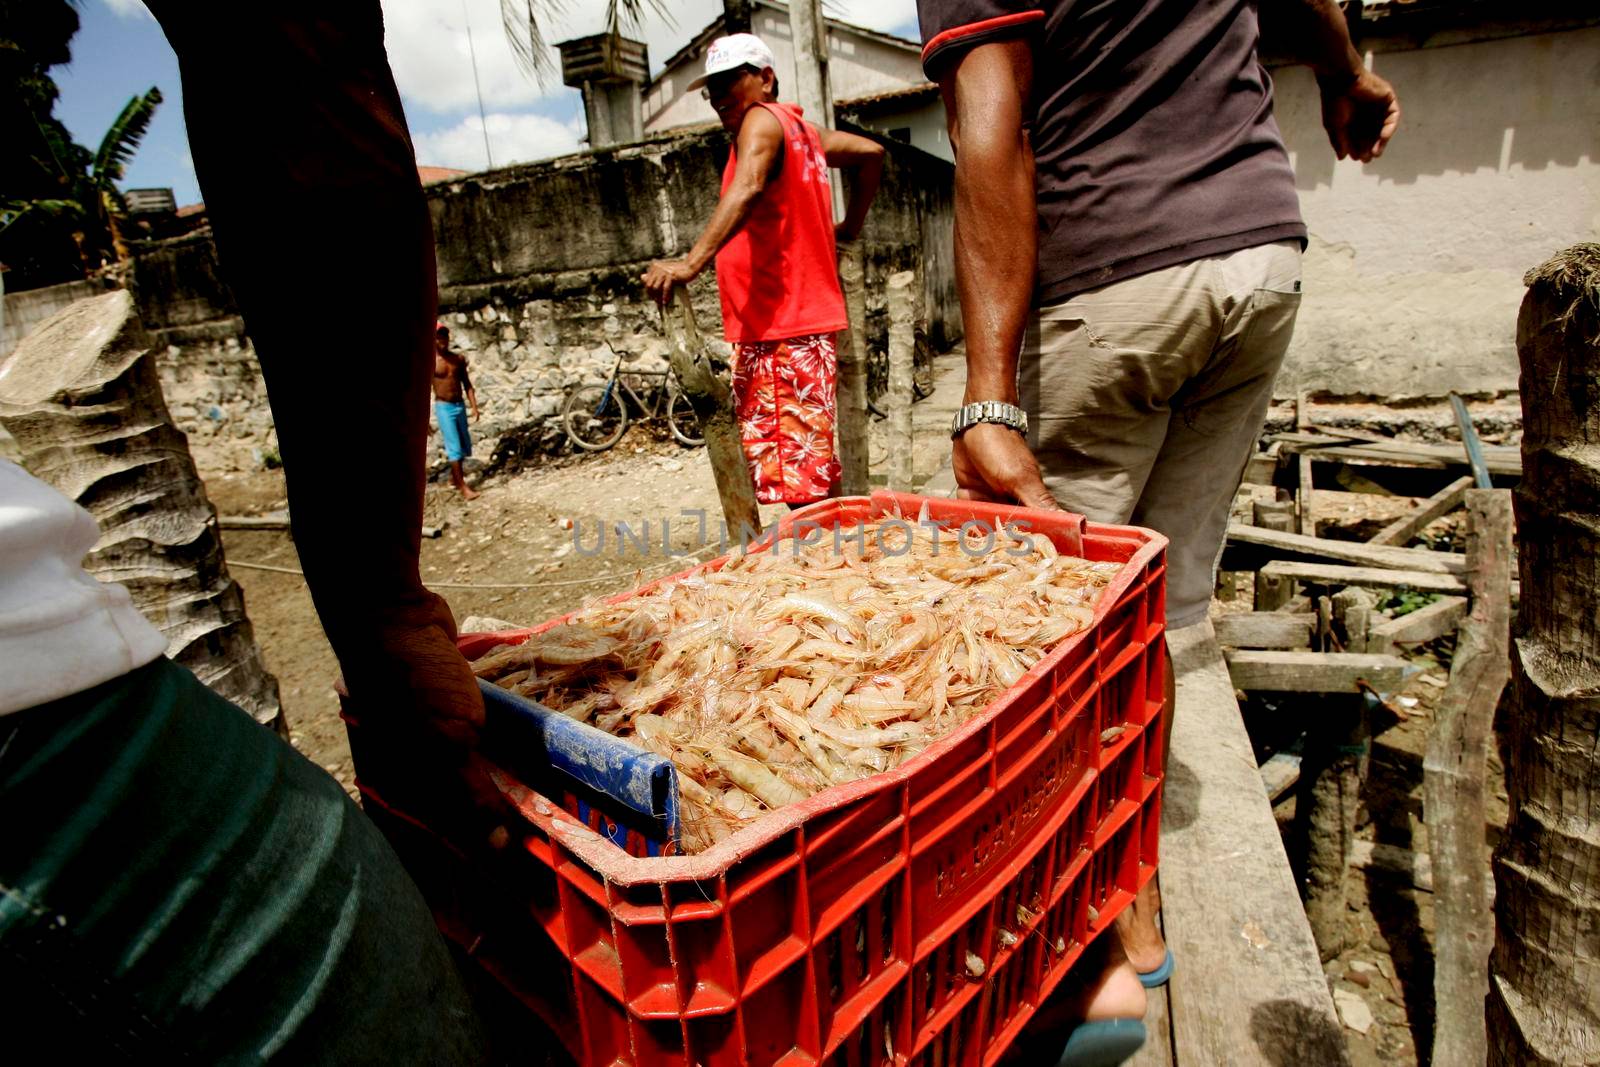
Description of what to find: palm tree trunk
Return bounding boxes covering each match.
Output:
[1487,244,1600,1065]
[0,289,286,734]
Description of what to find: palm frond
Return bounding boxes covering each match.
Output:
[0,198,86,238]
[31,110,82,185]
[604,0,675,36]
[501,0,565,84]
[500,0,673,85]
[93,86,163,184]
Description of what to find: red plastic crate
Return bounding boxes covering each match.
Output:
[351,490,1167,1067]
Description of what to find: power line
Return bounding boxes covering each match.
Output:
[462,0,494,170]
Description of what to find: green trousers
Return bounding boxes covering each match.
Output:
[0,658,486,1064]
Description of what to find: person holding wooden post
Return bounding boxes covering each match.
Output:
[917,0,1399,1061]
[643,33,884,507]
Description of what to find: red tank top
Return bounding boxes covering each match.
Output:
[714,102,848,344]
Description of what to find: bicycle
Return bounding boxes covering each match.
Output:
[562,349,704,452]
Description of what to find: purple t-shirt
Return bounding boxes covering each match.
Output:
[918,0,1306,302]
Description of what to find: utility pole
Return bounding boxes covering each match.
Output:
[787,0,834,129]
[462,0,494,169]
[789,0,870,491]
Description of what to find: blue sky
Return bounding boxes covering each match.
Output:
[52,0,920,208]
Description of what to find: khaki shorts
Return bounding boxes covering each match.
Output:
[1020,241,1303,628]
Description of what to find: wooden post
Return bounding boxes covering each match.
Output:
[1253,499,1296,610]
[1331,587,1376,653]
[1488,246,1600,1067]
[0,290,286,734]
[665,288,761,544]
[1295,392,1316,536]
[885,270,916,491]
[1425,489,1513,1067]
[835,241,871,495]
[1295,690,1367,961]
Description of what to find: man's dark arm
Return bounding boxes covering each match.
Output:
[1261,0,1400,162]
[147,5,499,822]
[816,126,885,242]
[642,108,785,303]
[937,39,1057,510]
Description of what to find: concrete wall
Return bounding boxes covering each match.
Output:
[1267,25,1600,399]
[68,128,955,473]
[643,5,925,133]
[845,96,952,163]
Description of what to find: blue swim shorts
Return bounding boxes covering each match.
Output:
[435,399,471,462]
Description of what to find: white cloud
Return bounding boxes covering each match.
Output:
[380,0,723,115]
[102,0,154,18]
[412,111,585,170]
[828,0,920,37]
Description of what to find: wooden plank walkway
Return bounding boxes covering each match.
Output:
[1128,622,1350,1065]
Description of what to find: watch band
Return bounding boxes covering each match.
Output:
[951,400,1029,439]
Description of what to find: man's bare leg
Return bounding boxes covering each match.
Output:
[1116,642,1175,974]
[449,461,479,501]
[1025,936,1147,1042]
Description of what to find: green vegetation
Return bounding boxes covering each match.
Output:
[1,1,163,289]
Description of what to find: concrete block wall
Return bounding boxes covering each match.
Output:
[82,127,956,472]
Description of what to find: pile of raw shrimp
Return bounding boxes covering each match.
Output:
[471,513,1123,852]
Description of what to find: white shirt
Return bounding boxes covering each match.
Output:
[0,459,167,715]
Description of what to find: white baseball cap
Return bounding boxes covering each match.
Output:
[687,33,777,92]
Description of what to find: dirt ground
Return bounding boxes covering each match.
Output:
[204,414,1498,1066]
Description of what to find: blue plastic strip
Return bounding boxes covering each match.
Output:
[478,679,680,854]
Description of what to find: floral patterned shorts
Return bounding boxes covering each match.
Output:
[731,333,841,505]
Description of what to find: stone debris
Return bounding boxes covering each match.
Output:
[1334,989,1374,1035]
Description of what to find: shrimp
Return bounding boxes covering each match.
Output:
[474,514,1121,852]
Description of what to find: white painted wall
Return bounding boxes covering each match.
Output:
[848,97,952,162]
[643,6,926,132]
[1268,27,1600,399]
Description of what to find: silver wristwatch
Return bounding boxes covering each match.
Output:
[951,400,1029,439]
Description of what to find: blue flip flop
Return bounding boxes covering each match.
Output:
[1057,1019,1149,1067]
[1137,950,1175,989]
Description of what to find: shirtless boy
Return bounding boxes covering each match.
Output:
[433,324,480,500]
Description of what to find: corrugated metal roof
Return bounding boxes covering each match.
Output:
[836,82,940,111]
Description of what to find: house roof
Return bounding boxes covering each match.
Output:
[836,81,940,113]
[418,165,470,185]
[649,0,920,93]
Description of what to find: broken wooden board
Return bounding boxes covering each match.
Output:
[1369,475,1474,546]
[1265,432,1522,477]
[1225,523,1466,575]
[218,513,444,538]
[1162,622,1352,1065]
[1226,650,1411,693]
[1366,596,1469,654]
[1214,612,1315,650]
[1260,751,1303,803]
[1257,561,1469,597]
